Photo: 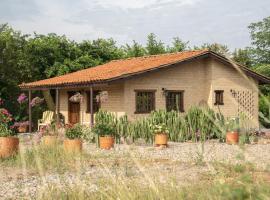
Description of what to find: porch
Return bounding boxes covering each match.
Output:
[23,82,125,133]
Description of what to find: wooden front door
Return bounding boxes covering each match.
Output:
[68,92,80,124]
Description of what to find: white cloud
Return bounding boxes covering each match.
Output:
[0,0,270,49]
[85,0,199,10]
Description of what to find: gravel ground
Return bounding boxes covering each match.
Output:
[0,141,270,199]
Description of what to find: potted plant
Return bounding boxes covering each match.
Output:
[0,124,19,158]
[225,118,239,144]
[18,121,29,133]
[151,123,169,147]
[42,122,58,146]
[0,101,19,158]
[92,123,115,149]
[64,124,83,152]
[12,121,30,133]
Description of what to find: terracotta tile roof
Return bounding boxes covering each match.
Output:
[20,50,210,89]
[19,49,270,89]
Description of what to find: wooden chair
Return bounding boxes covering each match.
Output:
[38,111,54,131]
[116,112,126,119]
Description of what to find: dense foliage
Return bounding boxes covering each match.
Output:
[93,108,259,144]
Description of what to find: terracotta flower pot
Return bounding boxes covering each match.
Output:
[99,136,114,149]
[155,133,168,146]
[43,136,57,146]
[0,137,19,158]
[226,131,239,144]
[18,125,28,133]
[63,139,82,152]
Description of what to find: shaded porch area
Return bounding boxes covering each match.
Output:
[23,82,125,133]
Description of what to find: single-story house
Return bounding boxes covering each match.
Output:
[20,50,270,131]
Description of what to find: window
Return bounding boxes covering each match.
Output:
[135,90,155,114]
[86,90,100,113]
[214,90,224,105]
[166,91,184,112]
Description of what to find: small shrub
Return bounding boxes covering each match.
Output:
[65,124,83,139]
[92,122,116,137]
[81,125,95,143]
[225,117,240,132]
[150,123,169,135]
[0,123,14,137]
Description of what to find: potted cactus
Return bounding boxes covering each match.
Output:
[151,123,169,147]
[92,123,115,150]
[225,118,239,144]
[64,124,83,152]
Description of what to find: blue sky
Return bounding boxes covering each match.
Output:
[0,0,269,50]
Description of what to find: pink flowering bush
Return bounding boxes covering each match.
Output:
[17,93,28,104]
[0,102,15,136]
[30,97,44,107]
[14,93,29,122]
[10,121,29,129]
[0,108,13,124]
[13,94,44,131]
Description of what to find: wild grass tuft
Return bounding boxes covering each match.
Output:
[0,144,91,173]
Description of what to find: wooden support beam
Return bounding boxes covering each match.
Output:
[90,86,94,127]
[55,88,60,125]
[89,86,99,147]
[28,90,32,133]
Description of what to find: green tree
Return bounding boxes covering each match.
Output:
[0,24,31,113]
[232,48,253,67]
[146,33,166,55]
[24,33,79,80]
[123,40,146,58]
[79,38,124,63]
[248,16,270,64]
[194,43,230,56]
[248,16,270,127]
[167,37,188,53]
[252,64,270,95]
[46,55,101,77]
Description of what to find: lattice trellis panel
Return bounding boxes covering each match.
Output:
[230,89,255,119]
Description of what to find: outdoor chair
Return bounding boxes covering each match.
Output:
[38,111,54,131]
[116,112,126,119]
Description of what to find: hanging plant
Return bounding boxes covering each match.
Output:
[30,97,44,107]
[69,92,83,103]
[96,91,108,103]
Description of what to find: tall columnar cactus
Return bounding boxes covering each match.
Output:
[93,107,228,144]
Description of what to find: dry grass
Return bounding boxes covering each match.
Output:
[0,143,270,199]
[37,164,270,200]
